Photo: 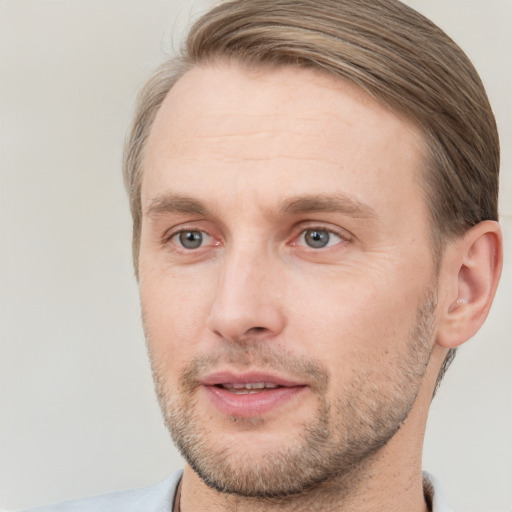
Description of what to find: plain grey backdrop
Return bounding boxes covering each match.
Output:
[0,0,511,510]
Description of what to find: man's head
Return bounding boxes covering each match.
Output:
[123,0,502,503]
[125,0,499,267]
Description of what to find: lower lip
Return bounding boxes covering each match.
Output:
[203,385,307,418]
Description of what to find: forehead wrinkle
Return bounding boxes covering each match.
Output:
[181,128,327,142]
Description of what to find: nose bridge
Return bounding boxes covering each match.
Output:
[206,239,285,341]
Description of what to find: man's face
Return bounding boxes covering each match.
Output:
[139,63,438,497]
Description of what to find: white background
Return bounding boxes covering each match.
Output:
[0,1,510,510]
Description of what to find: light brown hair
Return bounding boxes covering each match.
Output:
[123,0,500,383]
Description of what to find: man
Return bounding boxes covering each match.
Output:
[24,0,502,511]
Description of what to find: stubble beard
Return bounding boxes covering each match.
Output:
[148,289,437,500]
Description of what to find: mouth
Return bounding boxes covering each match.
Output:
[201,372,308,417]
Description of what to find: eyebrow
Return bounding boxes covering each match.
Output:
[145,192,377,220]
[146,194,208,217]
[280,194,377,219]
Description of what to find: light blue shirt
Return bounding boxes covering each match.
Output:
[18,472,182,512]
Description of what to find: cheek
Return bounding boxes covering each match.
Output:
[139,269,216,369]
[286,266,428,374]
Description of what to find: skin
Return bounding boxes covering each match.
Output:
[138,63,501,512]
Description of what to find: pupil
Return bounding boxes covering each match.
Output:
[179,231,203,249]
[305,229,329,248]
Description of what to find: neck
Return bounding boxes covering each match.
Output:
[180,463,429,512]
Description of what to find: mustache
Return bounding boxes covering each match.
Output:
[178,343,329,393]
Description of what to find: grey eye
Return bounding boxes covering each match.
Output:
[178,230,204,249]
[304,229,331,248]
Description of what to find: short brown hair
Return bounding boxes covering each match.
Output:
[123,0,500,383]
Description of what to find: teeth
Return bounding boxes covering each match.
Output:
[222,382,279,392]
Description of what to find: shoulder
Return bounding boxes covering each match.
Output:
[18,471,183,512]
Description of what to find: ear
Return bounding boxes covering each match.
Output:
[437,220,503,349]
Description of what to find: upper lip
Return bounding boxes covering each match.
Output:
[201,371,306,388]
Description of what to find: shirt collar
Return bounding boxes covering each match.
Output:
[423,471,454,512]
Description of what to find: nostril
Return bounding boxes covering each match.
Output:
[249,327,266,334]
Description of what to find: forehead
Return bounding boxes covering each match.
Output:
[146,62,424,158]
[142,63,427,230]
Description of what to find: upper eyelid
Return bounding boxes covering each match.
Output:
[162,224,213,242]
[170,229,210,239]
[292,222,353,240]
[300,228,342,238]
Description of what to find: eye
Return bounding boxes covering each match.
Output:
[299,229,343,249]
[172,230,210,249]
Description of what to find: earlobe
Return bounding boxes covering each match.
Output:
[437,220,503,349]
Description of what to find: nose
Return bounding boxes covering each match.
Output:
[206,247,286,343]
